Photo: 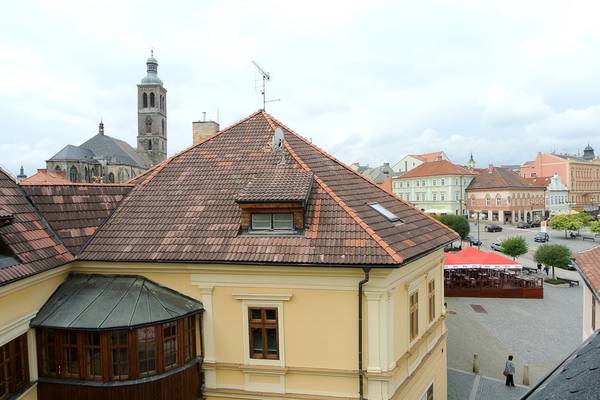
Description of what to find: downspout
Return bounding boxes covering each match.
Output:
[358,267,371,400]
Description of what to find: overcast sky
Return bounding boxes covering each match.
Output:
[2,0,600,177]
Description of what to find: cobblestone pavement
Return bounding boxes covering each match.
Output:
[446,284,582,399]
[449,368,528,400]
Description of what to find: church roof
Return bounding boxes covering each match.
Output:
[80,133,151,168]
[48,144,95,162]
[80,110,457,266]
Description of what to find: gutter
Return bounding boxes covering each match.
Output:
[358,267,371,400]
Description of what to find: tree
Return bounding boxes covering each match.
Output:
[534,244,572,279]
[500,236,528,260]
[590,220,600,234]
[575,212,592,227]
[435,214,470,239]
[548,214,583,238]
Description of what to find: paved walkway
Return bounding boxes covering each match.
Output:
[446,284,582,399]
[449,368,528,400]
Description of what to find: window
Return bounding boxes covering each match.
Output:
[142,93,148,108]
[0,334,29,399]
[251,213,294,231]
[422,180,426,187]
[150,92,155,107]
[428,280,435,322]
[69,166,78,182]
[183,317,196,363]
[432,193,437,201]
[85,332,102,380]
[455,192,459,201]
[416,180,420,187]
[485,196,491,207]
[420,383,434,400]
[410,291,419,341]
[137,326,156,376]
[441,178,445,186]
[496,196,501,206]
[248,308,279,359]
[63,331,79,378]
[369,203,401,222]
[161,119,165,135]
[163,322,178,370]
[107,172,115,183]
[433,179,437,186]
[148,140,152,150]
[111,331,128,380]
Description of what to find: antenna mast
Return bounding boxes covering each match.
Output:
[252,61,280,110]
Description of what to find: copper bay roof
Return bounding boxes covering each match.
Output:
[21,183,133,254]
[0,167,73,286]
[80,110,457,266]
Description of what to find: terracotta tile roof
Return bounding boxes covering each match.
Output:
[525,177,551,187]
[21,184,132,254]
[80,110,457,266]
[575,246,600,298]
[398,160,475,179]
[0,167,73,286]
[235,165,313,203]
[411,151,445,162]
[467,166,546,190]
[20,169,71,185]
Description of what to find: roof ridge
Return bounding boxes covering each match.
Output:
[21,182,134,187]
[280,121,403,263]
[136,109,266,186]
[263,111,456,246]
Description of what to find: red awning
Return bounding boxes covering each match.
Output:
[444,247,522,270]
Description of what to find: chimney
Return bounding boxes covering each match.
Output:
[192,118,220,145]
[488,164,494,174]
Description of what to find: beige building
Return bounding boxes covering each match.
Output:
[0,111,457,400]
[575,247,600,340]
[466,165,546,223]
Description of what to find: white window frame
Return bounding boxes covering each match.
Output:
[233,293,291,367]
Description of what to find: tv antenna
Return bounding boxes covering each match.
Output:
[252,60,280,110]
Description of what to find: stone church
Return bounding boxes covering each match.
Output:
[46,52,167,183]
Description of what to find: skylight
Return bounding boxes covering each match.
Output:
[369,203,402,222]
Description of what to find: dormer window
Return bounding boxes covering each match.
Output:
[251,213,294,232]
[235,165,313,236]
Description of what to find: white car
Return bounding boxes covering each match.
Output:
[490,241,503,252]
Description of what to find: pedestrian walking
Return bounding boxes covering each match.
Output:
[537,263,542,274]
[504,355,515,387]
[543,265,549,276]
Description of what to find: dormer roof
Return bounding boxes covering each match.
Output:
[236,165,313,204]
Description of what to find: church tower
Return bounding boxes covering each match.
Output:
[137,51,167,165]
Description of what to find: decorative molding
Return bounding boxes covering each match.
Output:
[233,293,292,302]
[406,275,425,292]
[0,311,37,346]
[0,264,70,300]
[364,290,385,300]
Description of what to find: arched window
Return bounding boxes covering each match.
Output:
[69,166,78,182]
[84,167,89,183]
[108,172,115,183]
[148,140,152,150]
[150,93,155,107]
[161,119,164,135]
[142,93,148,108]
[54,165,61,172]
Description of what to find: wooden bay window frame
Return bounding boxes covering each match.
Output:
[428,280,436,323]
[248,308,279,360]
[0,333,29,400]
[409,291,419,342]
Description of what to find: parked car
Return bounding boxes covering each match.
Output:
[517,221,531,229]
[464,235,482,246]
[530,220,541,228]
[484,224,503,232]
[490,241,503,251]
[566,260,577,271]
[534,232,550,243]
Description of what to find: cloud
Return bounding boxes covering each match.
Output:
[482,86,552,127]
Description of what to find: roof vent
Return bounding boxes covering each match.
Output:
[369,203,402,223]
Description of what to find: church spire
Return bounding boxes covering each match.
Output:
[141,50,162,85]
[99,119,104,135]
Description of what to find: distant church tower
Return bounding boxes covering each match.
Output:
[137,51,167,165]
[468,153,476,170]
